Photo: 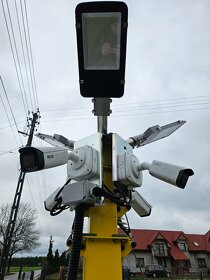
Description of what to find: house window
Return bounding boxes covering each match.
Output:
[197,258,206,268]
[179,242,187,252]
[136,258,145,268]
[156,243,165,255]
[158,258,167,267]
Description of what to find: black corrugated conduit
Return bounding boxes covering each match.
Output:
[66,205,85,280]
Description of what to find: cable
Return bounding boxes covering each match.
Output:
[49,179,71,216]
[0,148,18,156]
[1,0,29,115]
[112,105,210,118]
[92,186,129,207]
[0,77,19,147]
[14,0,33,111]
[19,0,36,111]
[0,76,23,145]
[132,250,145,279]
[0,119,25,129]
[42,94,210,115]
[32,124,53,235]
[118,209,145,278]
[1,0,39,113]
[25,175,38,214]
[42,94,210,113]
[113,94,210,107]
[39,98,210,122]
[114,99,210,113]
[23,0,39,110]
[115,181,132,206]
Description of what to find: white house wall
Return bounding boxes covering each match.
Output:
[122,251,152,273]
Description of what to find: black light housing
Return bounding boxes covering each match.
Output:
[75,1,128,98]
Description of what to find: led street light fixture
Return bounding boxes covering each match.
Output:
[82,12,121,70]
[75,1,128,97]
[36,132,74,150]
[127,120,186,148]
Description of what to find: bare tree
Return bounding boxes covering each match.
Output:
[0,202,40,272]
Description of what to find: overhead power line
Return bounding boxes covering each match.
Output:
[39,95,210,123]
[0,76,23,145]
[0,148,17,156]
[14,0,33,110]
[23,0,39,109]
[0,119,25,131]
[42,94,210,113]
[1,0,39,114]
[0,77,19,146]
[1,0,29,115]
[19,0,37,110]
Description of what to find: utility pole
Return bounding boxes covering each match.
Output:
[0,112,39,280]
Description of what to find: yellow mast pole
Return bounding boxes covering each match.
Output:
[81,135,133,280]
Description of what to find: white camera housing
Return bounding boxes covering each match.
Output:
[62,180,98,208]
[67,133,103,187]
[67,145,99,181]
[44,187,62,211]
[140,160,194,189]
[19,146,69,172]
[130,190,152,217]
[117,152,143,188]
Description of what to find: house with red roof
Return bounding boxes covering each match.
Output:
[122,229,210,275]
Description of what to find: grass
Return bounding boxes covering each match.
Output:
[9,266,42,273]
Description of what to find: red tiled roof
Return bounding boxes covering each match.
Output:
[205,230,210,251]
[187,233,210,252]
[170,245,189,260]
[124,229,210,259]
[130,229,187,250]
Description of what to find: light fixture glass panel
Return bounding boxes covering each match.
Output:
[82,12,121,70]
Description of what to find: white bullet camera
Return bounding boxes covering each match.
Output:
[44,187,62,211]
[19,146,69,172]
[139,160,194,189]
[130,190,152,217]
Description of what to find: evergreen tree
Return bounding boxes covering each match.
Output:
[46,235,54,267]
[54,249,60,268]
[46,235,59,275]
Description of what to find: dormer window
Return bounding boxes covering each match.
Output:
[179,242,187,252]
[156,243,165,255]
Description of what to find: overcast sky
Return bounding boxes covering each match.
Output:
[0,0,210,257]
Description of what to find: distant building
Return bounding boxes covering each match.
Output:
[122,229,210,275]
